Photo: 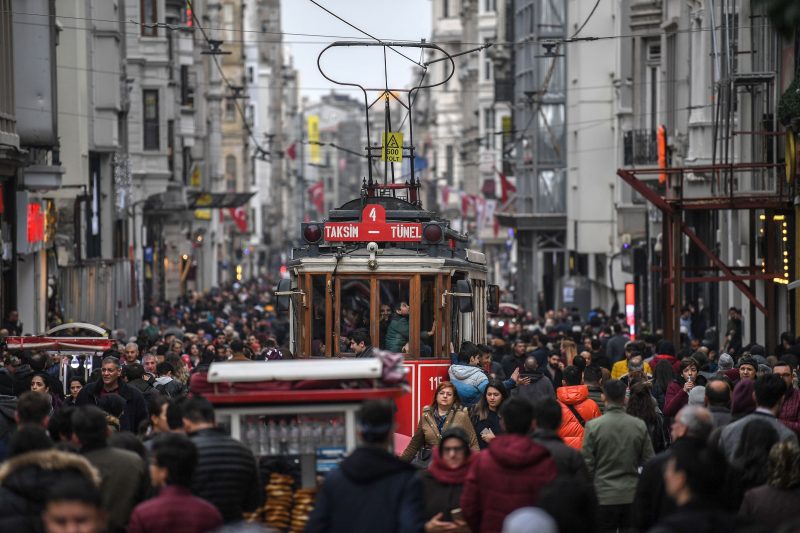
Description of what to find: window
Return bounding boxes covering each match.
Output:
[310,275,328,356]
[180,65,194,107]
[225,155,237,192]
[182,146,192,185]
[142,90,159,150]
[484,0,496,12]
[140,0,157,36]
[442,0,449,19]
[484,107,495,149]
[445,145,454,185]
[484,39,493,81]
[247,66,254,84]
[167,120,174,172]
[223,4,234,42]
[645,42,661,130]
[225,99,236,121]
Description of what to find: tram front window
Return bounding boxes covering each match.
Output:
[339,279,370,353]
[380,280,413,353]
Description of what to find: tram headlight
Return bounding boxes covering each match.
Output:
[422,223,444,244]
[302,223,323,244]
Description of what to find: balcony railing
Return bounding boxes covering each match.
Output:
[623,129,658,166]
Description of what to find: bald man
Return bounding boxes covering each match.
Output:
[704,379,732,428]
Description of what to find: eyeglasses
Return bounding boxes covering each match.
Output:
[442,445,466,454]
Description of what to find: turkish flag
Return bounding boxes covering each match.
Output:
[228,207,248,232]
[286,142,297,161]
[497,170,517,204]
[308,181,324,214]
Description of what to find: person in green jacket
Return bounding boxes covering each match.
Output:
[384,302,434,354]
[581,379,654,532]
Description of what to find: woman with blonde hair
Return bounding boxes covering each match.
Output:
[401,381,479,467]
[561,339,577,366]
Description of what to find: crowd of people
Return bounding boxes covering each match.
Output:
[0,277,798,532]
[366,305,800,533]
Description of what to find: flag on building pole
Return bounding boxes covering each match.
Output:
[308,181,324,215]
[498,170,517,204]
[286,142,297,161]
[228,207,248,232]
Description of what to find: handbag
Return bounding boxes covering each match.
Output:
[411,446,433,469]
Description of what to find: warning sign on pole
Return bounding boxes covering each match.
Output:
[382,132,403,162]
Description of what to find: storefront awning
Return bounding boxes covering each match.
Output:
[188,192,256,209]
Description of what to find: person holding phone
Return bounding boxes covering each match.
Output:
[470,379,509,449]
[418,427,473,532]
[664,357,705,418]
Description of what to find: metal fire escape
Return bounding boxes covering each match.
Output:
[617,1,794,350]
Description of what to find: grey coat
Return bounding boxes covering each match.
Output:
[719,409,798,462]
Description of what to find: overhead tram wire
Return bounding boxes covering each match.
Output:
[306,0,423,68]
[4,9,758,48]
[184,0,271,161]
[570,0,602,39]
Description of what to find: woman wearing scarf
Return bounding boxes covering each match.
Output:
[418,427,473,533]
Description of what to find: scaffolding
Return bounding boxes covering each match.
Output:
[617,0,794,351]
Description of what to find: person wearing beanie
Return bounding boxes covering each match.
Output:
[688,386,706,406]
[738,357,757,381]
[717,353,734,372]
[730,379,757,421]
[418,427,473,531]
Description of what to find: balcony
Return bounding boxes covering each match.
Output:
[623,129,658,166]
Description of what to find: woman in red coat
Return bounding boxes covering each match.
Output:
[663,357,704,417]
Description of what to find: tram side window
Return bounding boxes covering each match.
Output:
[340,279,370,353]
[421,276,436,358]
[379,280,411,353]
[311,275,327,356]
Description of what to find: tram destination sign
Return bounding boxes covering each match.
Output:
[324,204,422,242]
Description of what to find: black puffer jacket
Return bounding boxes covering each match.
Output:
[0,449,101,532]
[189,427,261,522]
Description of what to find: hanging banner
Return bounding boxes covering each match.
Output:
[308,115,320,164]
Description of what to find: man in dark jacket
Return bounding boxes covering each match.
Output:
[306,399,423,533]
[123,363,160,402]
[531,397,590,481]
[73,405,147,533]
[649,438,755,533]
[704,379,732,428]
[461,397,558,533]
[182,395,261,523]
[76,357,148,433]
[512,356,555,404]
[631,405,714,531]
[349,329,377,358]
[153,362,186,398]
